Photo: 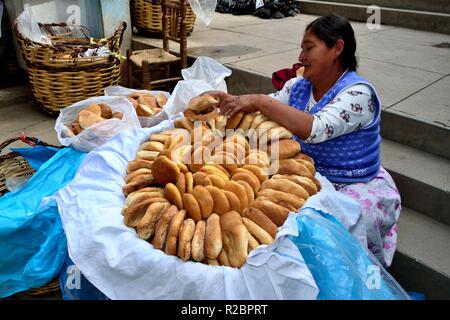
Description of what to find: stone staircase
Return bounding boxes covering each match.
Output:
[296,0,450,34]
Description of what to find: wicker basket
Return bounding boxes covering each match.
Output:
[131,0,196,36]
[13,21,127,114]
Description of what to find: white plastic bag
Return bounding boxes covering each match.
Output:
[188,0,217,26]
[16,4,51,45]
[104,86,171,128]
[182,56,232,92]
[55,96,141,152]
[163,79,214,118]
[53,121,319,300]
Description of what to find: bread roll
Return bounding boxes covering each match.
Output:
[122,174,156,196]
[208,174,227,189]
[199,165,229,181]
[248,199,289,226]
[112,112,123,120]
[297,159,316,176]
[156,93,168,108]
[84,103,102,117]
[124,168,152,184]
[231,171,260,194]
[217,249,230,267]
[175,117,195,132]
[136,150,160,161]
[165,210,186,256]
[236,180,255,205]
[137,202,170,240]
[223,181,248,212]
[257,196,297,212]
[136,103,155,117]
[185,172,194,194]
[127,159,154,174]
[204,185,230,215]
[139,141,165,152]
[98,103,113,119]
[192,185,214,219]
[151,156,180,185]
[225,111,245,129]
[223,190,241,212]
[122,191,165,215]
[260,178,309,200]
[182,193,202,222]
[152,205,178,250]
[191,220,206,262]
[193,172,212,187]
[237,112,256,132]
[220,211,248,268]
[78,110,104,129]
[241,165,269,183]
[137,95,158,109]
[242,217,273,245]
[124,198,157,227]
[175,173,186,196]
[177,218,196,261]
[293,152,315,165]
[271,175,317,196]
[205,213,223,260]
[165,183,183,209]
[247,231,260,253]
[268,139,300,159]
[242,207,278,239]
[188,95,219,112]
[205,258,220,266]
[127,97,139,109]
[249,112,269,130]
[257,188,305,209]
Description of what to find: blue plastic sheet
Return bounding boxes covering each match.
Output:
[288,208,410,300]
[11,145,60,171]
[0,147,86,298]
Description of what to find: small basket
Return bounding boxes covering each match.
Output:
[14,21,127,114]
[131,0,196,37]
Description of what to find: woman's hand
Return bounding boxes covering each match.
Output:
[219,94,261,118]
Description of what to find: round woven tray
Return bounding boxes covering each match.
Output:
[13,21,127,115]
[131,0,196,36]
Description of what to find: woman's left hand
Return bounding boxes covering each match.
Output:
[219,94,261,118]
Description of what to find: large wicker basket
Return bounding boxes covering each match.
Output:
[13,21,127,114]
[131,0,196,36]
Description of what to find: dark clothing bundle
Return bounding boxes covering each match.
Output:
[216,0,300,19]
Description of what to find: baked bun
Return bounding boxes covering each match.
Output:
[240,165,269,183]
[242,217,273,245]
[182,193,202,222]
[84,103,102,116]
[177,218,196,261]
[271,175,317,196]
[236,180,255,205]
[242,207,278,239]
[192,185,214,219]
[112,112,123,120]
[205,213,223,260]
[139,141,165,152]
[273,159,313,178]
[175,117,195,132]
[122,174,156,196]
[231,170,261,194]
[165,183,184,209]
[185,95,219,121]
[225,111,245,129]
[152,205,179,250]
[260,178,309,200]
[124,168,152,184]
[193,172,212,187]
[165,210,186,256]
[248,199,289,226]
[268,139,301,159]
[98,103,113,119]
[257,188,305,210]
[156,93,168,108]
[223,181,248,212]
[151,156,180,185]
[78,110,104,129]
[220,211,248,268]
[204,185,230,215]
[137,202,170,240]
[247,231,260,253]
[208,174,227,189]
[191,220,206,262]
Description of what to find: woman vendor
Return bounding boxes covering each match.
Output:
[206,15,401,267]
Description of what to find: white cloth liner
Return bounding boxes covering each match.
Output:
[53,120,321,300]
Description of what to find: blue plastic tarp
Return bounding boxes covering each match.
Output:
[0,147,86,298]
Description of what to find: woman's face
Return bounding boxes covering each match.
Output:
[299,29,339,83]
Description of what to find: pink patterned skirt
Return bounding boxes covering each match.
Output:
[334,167,401,267]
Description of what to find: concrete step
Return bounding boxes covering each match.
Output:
[297,0,450,34]
[0,85,33,110]
[314,0,450,14]
[390,206,450,299]
[381,139,450,226]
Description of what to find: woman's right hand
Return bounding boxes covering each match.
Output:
[201,90,235,105]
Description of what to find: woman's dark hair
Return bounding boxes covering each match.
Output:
[305,15,358,71]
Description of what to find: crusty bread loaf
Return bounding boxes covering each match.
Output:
[223,181,248,212]
[240,165,269,183]
[98,103,113,119]
[191,220,206,262]
[271,175,317,196]
[151,156,180,186]
[177,218,196,261]
[260,178,309,200]
[242,217,273,245]
[78,110,104,129]
[165,183,184,210]
[165,210,186,256]
[182,193,202,222]
[274,159,313,178]
[124,168,152,184]
[205,213,222,260]
[236,180,255,205]
[242,207,278,238]
[185,172,194,194]
[175,173,186,197]
[231,170,260,194]
[268,139,300,159]
[257,188,305,209]
[192,185,214,219]
[205,185,230,215]
[193,172,212,187]
[225,111,245,129]
[122,174,156,196]
[139,141,165,152]
[127,159,154,174]
[223,190,241,212]
[248,199,289,226]
[220,211,248,268]
[247,230,260,253]
[137,202,170,240]
[152,205,178,250]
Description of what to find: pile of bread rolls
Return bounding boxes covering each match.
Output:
[65,103,123,136]
[121,95,320,268]
[127,92,168,117]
